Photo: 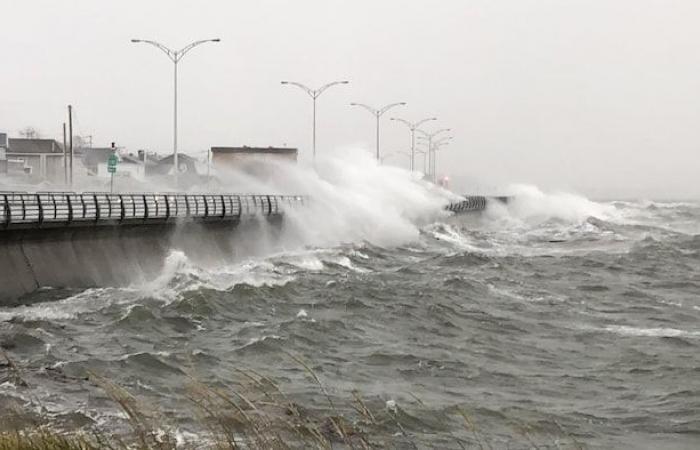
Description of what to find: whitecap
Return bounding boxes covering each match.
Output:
[603,325,700,338]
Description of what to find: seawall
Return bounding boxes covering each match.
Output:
[0,192,298,306]
[0,192,508,306]
[0,219,283,306]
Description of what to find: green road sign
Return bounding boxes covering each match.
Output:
[107,154,118,173]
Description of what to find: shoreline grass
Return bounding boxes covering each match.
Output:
[0,351,585,449]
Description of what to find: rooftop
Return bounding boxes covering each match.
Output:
[8,138,63,154]
[211,146,297,155]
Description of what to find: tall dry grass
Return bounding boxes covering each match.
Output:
[0,351,586,449]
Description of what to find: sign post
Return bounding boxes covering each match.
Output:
[108,153,118,193]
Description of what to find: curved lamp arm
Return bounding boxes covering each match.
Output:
[434,136,454,145]
[415,117,438,129]
[131,39,175,61]
[378,102,407,116]
[390,117,414,129]
[417,127,451,138]
[131,38,220,63]
[350,103,378,115]
[432,128,451,138]
[317,80,349,97]
[281,81,314,97]
[176,39,220,61]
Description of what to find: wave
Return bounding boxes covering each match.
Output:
[602,325,700,339]
[483,184,620,225]
[208,148,456,250]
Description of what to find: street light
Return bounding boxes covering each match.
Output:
[390,117,437,172]
[281,80,349,160]
[414,148,429,174]
[417,128,450,182]
[130,38,220,185]
[426,137,453,183]
[349,102,406,161]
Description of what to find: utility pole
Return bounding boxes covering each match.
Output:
[62,123,68,185]
[68,105,73,187]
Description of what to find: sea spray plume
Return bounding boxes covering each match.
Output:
[214,147,456,248]
[484,184,620,226]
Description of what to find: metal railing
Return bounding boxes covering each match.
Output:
[0,192,305,230]
[445,196,488,213]
[445,195,511,213]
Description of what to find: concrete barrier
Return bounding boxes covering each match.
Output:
[0,191,304,306]
[0,218,284,306]
[0,192,508,306]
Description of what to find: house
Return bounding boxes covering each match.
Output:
[81,147,114,175]
[211,146,298,177]
[6,138,65,182]
[148,153,199,176]
[112,154,148,180]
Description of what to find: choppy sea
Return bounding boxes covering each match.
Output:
[1,187,699,449]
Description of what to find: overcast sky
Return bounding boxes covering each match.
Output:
[1,0,699,198]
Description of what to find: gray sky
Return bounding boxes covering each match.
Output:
[2,0,699,198]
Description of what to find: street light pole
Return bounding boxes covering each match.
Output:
[349,102,406,161]
[432,141,452,183]
[131,38,220,186]
[281,80,349,161]
[432,135,452,182]
[414,148,428,173]
[417,128,450,181]
[428,137,453,183]
[390,117,437,172]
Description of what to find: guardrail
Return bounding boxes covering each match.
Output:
[445,196,488,212]
[0,192,305,230]
[445,195,510,213]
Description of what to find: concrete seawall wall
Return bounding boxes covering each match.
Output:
[0,218,281,306]
[1,194,509,306]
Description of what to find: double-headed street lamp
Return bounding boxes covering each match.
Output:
[421,136,453,183]
[349,102,406,161]
[281,80,349,160]
[417,128,450,181]
[414,148,429,174]
[131,38,220,185]
[390,117,437,172]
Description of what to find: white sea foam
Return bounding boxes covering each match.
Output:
[242,335,283,348]
[603,325,700,338]
[0,287,134,322]
[215,147,454,249]
[423,223,483,252]
[484,184,620,226]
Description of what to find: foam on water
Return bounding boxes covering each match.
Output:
[0,287,134,322]
[603,325,700,338]
[483,184,620,226]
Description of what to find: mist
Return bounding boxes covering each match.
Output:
[1,0,699,199]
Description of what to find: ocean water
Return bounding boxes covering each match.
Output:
[0,156,699,449]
